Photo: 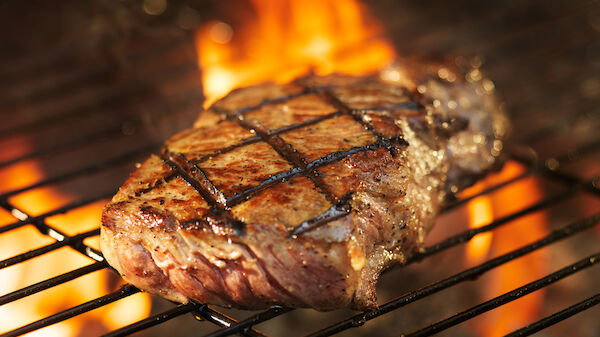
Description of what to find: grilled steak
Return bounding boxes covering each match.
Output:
[101,60,508,310]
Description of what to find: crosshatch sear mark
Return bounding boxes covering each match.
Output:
[157,150,247,235]
[226,135,408,207]
[192,86,417,167]
[289,191,354,237]
[193,84,411,235]
[318,89,413,158]
[190,111,343,166]
[319,90,385,138]
[132,171,178,197]
[213,100,341,206]
[160,150,227,208]
[190,135,262,165]
[267,110,343,135]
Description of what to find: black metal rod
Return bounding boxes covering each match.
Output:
[193,304,267,337]
[0,142,159,199]
[414,183,583,262]
[510,152,600,196]
[441,169,532,213]
[0,36,191,108]
[0,126,124,169]
[505,294,600,337]
[446,134,600,213]
[0,86,202,170]
[102,303,197,337]
[0,60,198,141]
[305,213,600,337]
[0,228,99,269]
[404,253,600,337]
[1,284,139,337]
[202,306,293,337]
[0,197,105,264]
[0,21,192,84]
[0,261,107,305]
[0,191,114,234]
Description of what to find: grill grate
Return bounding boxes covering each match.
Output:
[1,0,599,336]
[1,141,597,337]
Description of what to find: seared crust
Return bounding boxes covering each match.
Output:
[101,60,508,310]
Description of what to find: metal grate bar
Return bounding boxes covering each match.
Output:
[2,284,140,337]
[428,136,597,214]
[0,87,202,170]
[204,307,293,337]
[505,294,600,337]
[0,198,101,254]
[508,152,600,196]
[0,228,99,269]
[404,252,600,337]
[0,190,114,234]
[416,182,584,262]
[0,127,126,170]
[0,261,108,305]
[193,304,267,337]
[0,61,198,140]
[442,168,532,212]
[0,142,160,199]
[305,214,600,337]
[102,303,197,337]
[0,37,191,108]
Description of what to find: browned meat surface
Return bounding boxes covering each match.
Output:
[101,60,508,310]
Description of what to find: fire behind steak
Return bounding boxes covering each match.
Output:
[101,60,508,310]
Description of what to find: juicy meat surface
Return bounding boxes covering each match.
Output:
[101,60,508,310]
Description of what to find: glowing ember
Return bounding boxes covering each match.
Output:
[195,0,396,107]
[0,144,151,336]
[464,162,548,337]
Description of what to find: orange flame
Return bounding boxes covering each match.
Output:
[463,162,548,337]
[465,195,494,265]
[195,0,396,107]
[0,140,151,336]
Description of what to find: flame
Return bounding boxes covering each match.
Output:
[0,141,151,336]
[463,162,548,336]
[195,0,396,107]
[465,195,494,265]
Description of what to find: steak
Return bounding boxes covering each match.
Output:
[101,60,508,310]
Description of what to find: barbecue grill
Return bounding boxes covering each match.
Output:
[0,0,598,336]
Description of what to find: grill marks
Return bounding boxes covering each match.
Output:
[147,80,416,236]
[159,151,226,209]
[225,135,408,207]
[214,95,342,207]
[158,151,246,234]
[289,192,354,236]
[319,90,410,157]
